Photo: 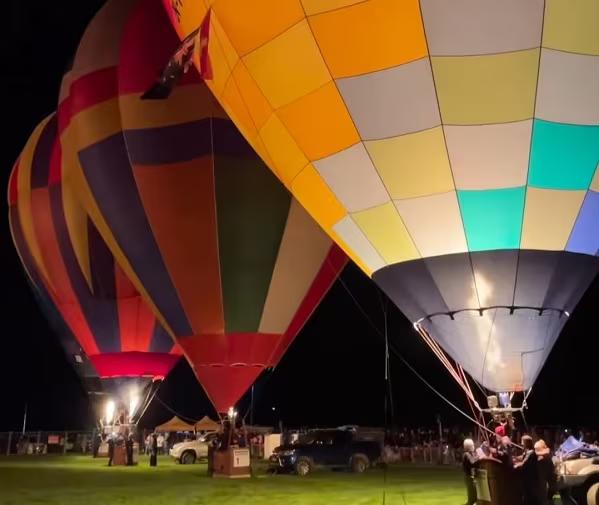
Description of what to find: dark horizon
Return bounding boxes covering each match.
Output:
[3,0,598,434]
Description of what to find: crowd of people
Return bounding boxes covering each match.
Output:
[462,425,557,505]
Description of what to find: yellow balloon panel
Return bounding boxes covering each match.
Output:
[352,202,419,264]
[521,188,585,251]
[64,100,122,149]
[543,0,599,55]
[365,126,454,199]
[432,49,539,125]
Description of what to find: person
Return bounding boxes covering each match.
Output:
[495,425,506,440]
[145,433,152,455]
[164,432,170,453]
[238,430,247,448]
[535,440,556,505]
[92,433,101,458]
[476,440,491,459]
[107,435,115,467]
[80,434,87,454]
[157,433,165,455]
[150,433,158,467]
[515,435,544,505]
[496,436,514,469]
[207,435,217,477]
[126,434,134,466]
[462,438,479,505]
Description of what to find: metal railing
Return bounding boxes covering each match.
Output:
[0,431,95,456]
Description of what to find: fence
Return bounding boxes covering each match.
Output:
[0,430,204,457]
[0,430,462,465]
[0,431,96,456]
[3,425,595,460]
[382,444,462,465]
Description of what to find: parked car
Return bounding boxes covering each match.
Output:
[555,437,599,505]
[269,428,382,476]
[169,432,217,464]
[556,456,599,505]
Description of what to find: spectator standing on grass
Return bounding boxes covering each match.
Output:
[93,433,101,458]
[144,433,151,454]
[157,433,164,454]
[126,434,134,466]
[107,435,115,467]
[150,433,158,467]
[462,438,479,505]
[164,432,170,453]
[515,435,544,505]
[535,440,556,505]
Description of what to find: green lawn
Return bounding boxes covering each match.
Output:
[0,455,466,505]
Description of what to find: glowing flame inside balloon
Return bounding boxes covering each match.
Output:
[129,389,140,420]
[468,273,505,377]
[105,400,115,425]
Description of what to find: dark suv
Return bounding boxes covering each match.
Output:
[269,428,382,476]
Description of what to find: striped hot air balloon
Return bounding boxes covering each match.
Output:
[8,114,182,420]
[58,0,346,413]
[163,0,599,395]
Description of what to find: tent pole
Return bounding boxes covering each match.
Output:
[22,403,28,435]
[250,385,254,426]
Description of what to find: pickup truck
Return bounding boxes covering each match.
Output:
[269,428,382,476]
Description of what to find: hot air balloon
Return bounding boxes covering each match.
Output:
[8,115,182,423]
[58,0,346,414]
[163,1,599,404]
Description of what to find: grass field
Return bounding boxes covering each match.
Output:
[0,455,467,505]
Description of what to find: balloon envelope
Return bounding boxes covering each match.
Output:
[163,0,599,392]
[9,115,181,396]
[59,0,346,412]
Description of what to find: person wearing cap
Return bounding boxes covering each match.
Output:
[535,439,556,504]
[462,438,479,505]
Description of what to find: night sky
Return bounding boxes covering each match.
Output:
[2,1,598,433]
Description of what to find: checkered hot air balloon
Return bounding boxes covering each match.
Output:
[163,0,599,394]
[57,0,346,413]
